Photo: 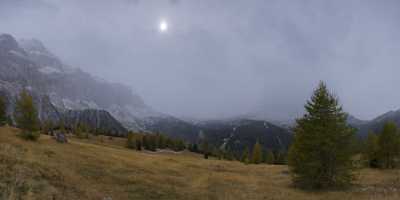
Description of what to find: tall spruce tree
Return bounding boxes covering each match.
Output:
[14,90,40,140]
[288,82,355,189]
[377,122,400,169]
[251,141,263,164]
[0,95,6,126]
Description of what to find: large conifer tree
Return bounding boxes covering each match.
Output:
[288,82,355,189]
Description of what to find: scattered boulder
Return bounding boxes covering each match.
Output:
[54,132,68,143]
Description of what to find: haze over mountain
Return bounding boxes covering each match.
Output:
[1,32,398,154]
[1,0,400,121]
[0,33,294,153]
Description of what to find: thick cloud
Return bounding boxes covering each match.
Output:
[1,0,400,120]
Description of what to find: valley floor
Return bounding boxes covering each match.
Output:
[1,126,400,200]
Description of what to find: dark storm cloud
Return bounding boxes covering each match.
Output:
[1,0,400,120]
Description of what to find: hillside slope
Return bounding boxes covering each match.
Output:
[1,127,400,200]
[355,109,400,137]
[200,119,293,154]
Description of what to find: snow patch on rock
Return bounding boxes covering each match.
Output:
[38,66,62,74]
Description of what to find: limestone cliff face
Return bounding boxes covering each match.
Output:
[0,33,199,138]
[0,34,133,136]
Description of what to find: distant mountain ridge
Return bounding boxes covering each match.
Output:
[199,119,293,154]
[347,114,368,127]
[5,32,400,153]
[353,109,400,136]
[140,116,294,153]
[0,33,296,153]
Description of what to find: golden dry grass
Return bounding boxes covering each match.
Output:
[1,126,400,200]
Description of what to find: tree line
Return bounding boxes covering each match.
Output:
[126,132,186,152]
[363,122,400,169]
[190,139,288,165]
[239,142,288,165]
[3,83,400,191]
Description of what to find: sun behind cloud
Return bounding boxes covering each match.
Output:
[159,20,168,32]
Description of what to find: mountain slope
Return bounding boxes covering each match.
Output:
[357,109,400,136]
[347,114,368,127]
[64,109,127,136]
[199,119,293,154]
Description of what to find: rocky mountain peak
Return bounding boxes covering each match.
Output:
[19,38,49,54]
[19,38,65,72]
[0,33,25,54]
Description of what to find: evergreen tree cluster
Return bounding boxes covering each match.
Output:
[126,132,186,152]
[187,138,288,164]
[363,122,400,169]
[40,119,115,139]
[238,142,287,165]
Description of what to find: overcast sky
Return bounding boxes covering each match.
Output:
[1,0,400,120]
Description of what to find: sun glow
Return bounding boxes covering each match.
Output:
[159,20,168,32]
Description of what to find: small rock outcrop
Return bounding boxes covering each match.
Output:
[54,132,68,143]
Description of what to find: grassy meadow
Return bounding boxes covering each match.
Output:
[0,126,400,200]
